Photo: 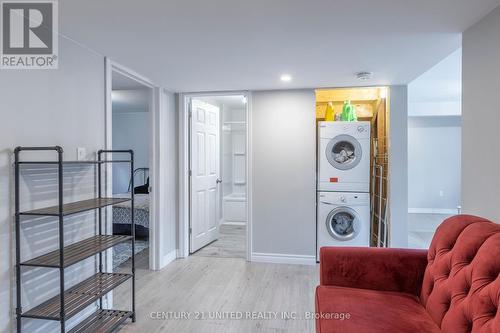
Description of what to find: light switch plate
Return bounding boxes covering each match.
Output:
[77,147,86,161]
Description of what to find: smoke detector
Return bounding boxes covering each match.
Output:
[356,71,373,80]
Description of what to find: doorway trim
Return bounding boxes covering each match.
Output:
[178,91,253,261]
[104,58,163,270]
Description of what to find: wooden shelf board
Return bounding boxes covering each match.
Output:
[22,273,132,321]
[20,235,132,268]
[18,160,131,165]
[68,309,133,333]
[19,197,131,216]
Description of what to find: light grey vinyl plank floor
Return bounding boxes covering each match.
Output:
[114,254,319,333]
[408,213,451,249]
[191,224,246,259]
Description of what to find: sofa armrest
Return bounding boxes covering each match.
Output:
[319,247,428,296]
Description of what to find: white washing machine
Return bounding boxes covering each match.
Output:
[317,191,370,261]
[318,121,371,192]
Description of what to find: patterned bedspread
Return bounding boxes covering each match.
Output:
[113,194,149,229]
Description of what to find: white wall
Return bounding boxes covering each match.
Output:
[158,91,178,264]
[389,86,409,247]
[112,111,150,194]
[408,117,461,212]
[408,49,462,115]
[251,90,317,261]
[0,39,105,332]
[462,5,500,222]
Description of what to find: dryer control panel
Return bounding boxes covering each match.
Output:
[318,192,370,205]
[318,121,371,139]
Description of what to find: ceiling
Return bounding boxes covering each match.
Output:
[196,95,247,110]
[112,71,149,90]
[60,0,500,92]
[409,48,462,103]
[408,48,462,117]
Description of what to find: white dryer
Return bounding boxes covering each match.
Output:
[317,191,370,261]
[318,121,371,192]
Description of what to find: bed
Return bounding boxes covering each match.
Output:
[113,193,150,238]
[113,167,150,238]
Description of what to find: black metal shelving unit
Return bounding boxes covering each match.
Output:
[14,146,136,333]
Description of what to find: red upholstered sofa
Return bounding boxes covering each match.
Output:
[315,215,500,333]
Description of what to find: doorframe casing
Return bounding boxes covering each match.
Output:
[178,91,253,261]
[104,58,163,271]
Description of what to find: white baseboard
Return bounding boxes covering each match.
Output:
[221,221,246,226]
[408,208,458,215]
[160,249,177,268]
[251,252,317,266]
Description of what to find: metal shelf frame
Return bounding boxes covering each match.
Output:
[14,146,136,333]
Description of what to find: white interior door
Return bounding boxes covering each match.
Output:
[190,99,220,253]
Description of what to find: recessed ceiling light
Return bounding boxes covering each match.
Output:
[280,74,292,82]
[356,71,373,80]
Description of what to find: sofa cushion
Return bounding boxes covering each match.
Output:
[316,285,440,333]
[420,215,500,333]
[319,247,428,296]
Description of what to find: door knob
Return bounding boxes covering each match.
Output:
[216,178,222,184]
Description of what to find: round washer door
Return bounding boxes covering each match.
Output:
[326,134,362,170]
[326,207,361,241]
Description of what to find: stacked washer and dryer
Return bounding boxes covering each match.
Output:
[317,121,371,261]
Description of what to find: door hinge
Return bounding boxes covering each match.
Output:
[189,227,192,234]
[189,169,192,176]
[188,109,192,118]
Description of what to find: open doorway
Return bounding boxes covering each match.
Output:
[407,49,462,249]
[107,64,154,271]
[182,94,249,259]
